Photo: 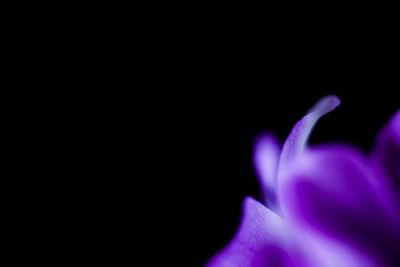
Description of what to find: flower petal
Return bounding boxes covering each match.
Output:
[253,134,281,208]
[370,110,400,214]
[275,95,340,212]
[279,95,340,166]
[205,197,297,267]
[278,145,400,265]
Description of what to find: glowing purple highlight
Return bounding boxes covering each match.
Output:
[253,134,281,208]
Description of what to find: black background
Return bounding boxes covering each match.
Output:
[26,12,398,265]
[7,5,400,266]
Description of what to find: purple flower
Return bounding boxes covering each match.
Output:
[206,96,400,267]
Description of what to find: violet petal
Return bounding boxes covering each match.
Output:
[253,134,281,208]
[278,145,400,265]
[205,197,296,267]
[371,110,400,211]
[278,95,340,166]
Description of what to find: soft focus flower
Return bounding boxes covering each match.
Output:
[206,95,400,267]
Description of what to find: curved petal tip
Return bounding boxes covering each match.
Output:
[279,95,341,166]
[308,95,341,117]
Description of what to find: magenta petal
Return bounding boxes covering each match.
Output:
[253,134,281,208]
[205,197,296,267]
[278,145,400,265]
